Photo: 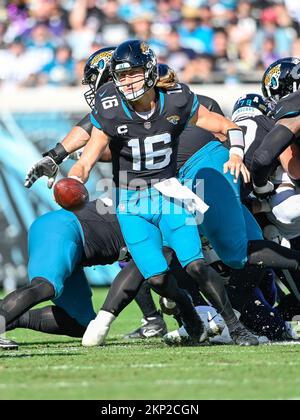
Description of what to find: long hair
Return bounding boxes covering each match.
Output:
[156,64,178,89]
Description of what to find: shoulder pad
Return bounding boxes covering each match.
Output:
[165,83,183,94]
[163,83,193,109]
[274,90,300,122]
[94,81,121,122]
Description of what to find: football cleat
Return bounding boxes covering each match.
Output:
[163,306,225,345]
[124,314,167,339]
[0,336,18,350]
[230,323,259,346]
[281,321,299,341]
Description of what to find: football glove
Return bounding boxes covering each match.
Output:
[24,156,59,189]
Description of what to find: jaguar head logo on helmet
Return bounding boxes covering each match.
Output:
[82,47,116,108]
[262,57,300,103]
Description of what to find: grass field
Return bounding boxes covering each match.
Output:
[1,287,300,400]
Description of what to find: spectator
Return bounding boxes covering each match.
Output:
[0,38,36,87]
[274,3,297,57]
[129,13,167,57]
[260,35,280,69]
[181,53,215,83]
[165,28,196,73]
[0,0,298,88]
[292,37,300,57]
[213,29,230,73]
[178,7,214,54]
[38,45,76,86]
[118,0,156,22]
[25,23,56,73]
[97,0,130,45]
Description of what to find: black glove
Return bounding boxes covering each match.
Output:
[24,156,59,189]
[24,143,69,189]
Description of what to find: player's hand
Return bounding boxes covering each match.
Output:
[253,181,275,199]
[24,156,59,189]
[223,154,250,184]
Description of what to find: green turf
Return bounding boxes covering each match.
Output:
[1,288,300,400]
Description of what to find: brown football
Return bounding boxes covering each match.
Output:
[54,177,89,211]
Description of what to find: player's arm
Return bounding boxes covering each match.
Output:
[68,126,110,183]
[190,104,250,183]
[62,118,92,153]
[251,117,300,195]
[24,114,92,189]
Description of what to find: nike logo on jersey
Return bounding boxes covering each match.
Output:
[99,89,108,98]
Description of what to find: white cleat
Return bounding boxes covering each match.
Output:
[163,325,190,345]
[164,306,235,345]
[82,310,116,347]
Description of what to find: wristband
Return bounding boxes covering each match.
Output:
[43,143,69,164]
[228,128,245,150]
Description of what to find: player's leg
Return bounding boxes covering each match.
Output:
[83,200,206,346]
[0,278,55,332]
[0,210,84,335]
[158,195,258,346]
[227,269,286,340]
[124,280,167,339]
[7,306,86,338]
[185,143,300,298]
[120,213,207,341]
[7,268,95,338]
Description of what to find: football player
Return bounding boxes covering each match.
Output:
[0,199,126,349]
[70,40,258,347]
[253,57,300,195]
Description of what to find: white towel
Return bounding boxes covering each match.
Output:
[153,177,209,215]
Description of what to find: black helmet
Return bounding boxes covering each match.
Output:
[82,46,116,108]
[110,39,158,101]
[158,63,172,79]
[261,57,300,103]
[232,93,270,122]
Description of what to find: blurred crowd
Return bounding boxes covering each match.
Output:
[0,0,300,88]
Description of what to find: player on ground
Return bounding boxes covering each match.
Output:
[0,199,127,349]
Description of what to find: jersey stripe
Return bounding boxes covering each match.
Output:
[90,113,102,129]
[121,100,133,120]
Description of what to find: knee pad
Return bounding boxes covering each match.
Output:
[185,258,206,279]
[30,277,55,300]
[147,272,169,288]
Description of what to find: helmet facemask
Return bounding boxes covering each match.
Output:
[82,49,115,109]
[112,61,158,102]
[110,40,159,102]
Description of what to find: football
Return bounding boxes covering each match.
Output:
[53,177,89,211]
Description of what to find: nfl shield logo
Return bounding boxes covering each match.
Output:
[144,121,151,129]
